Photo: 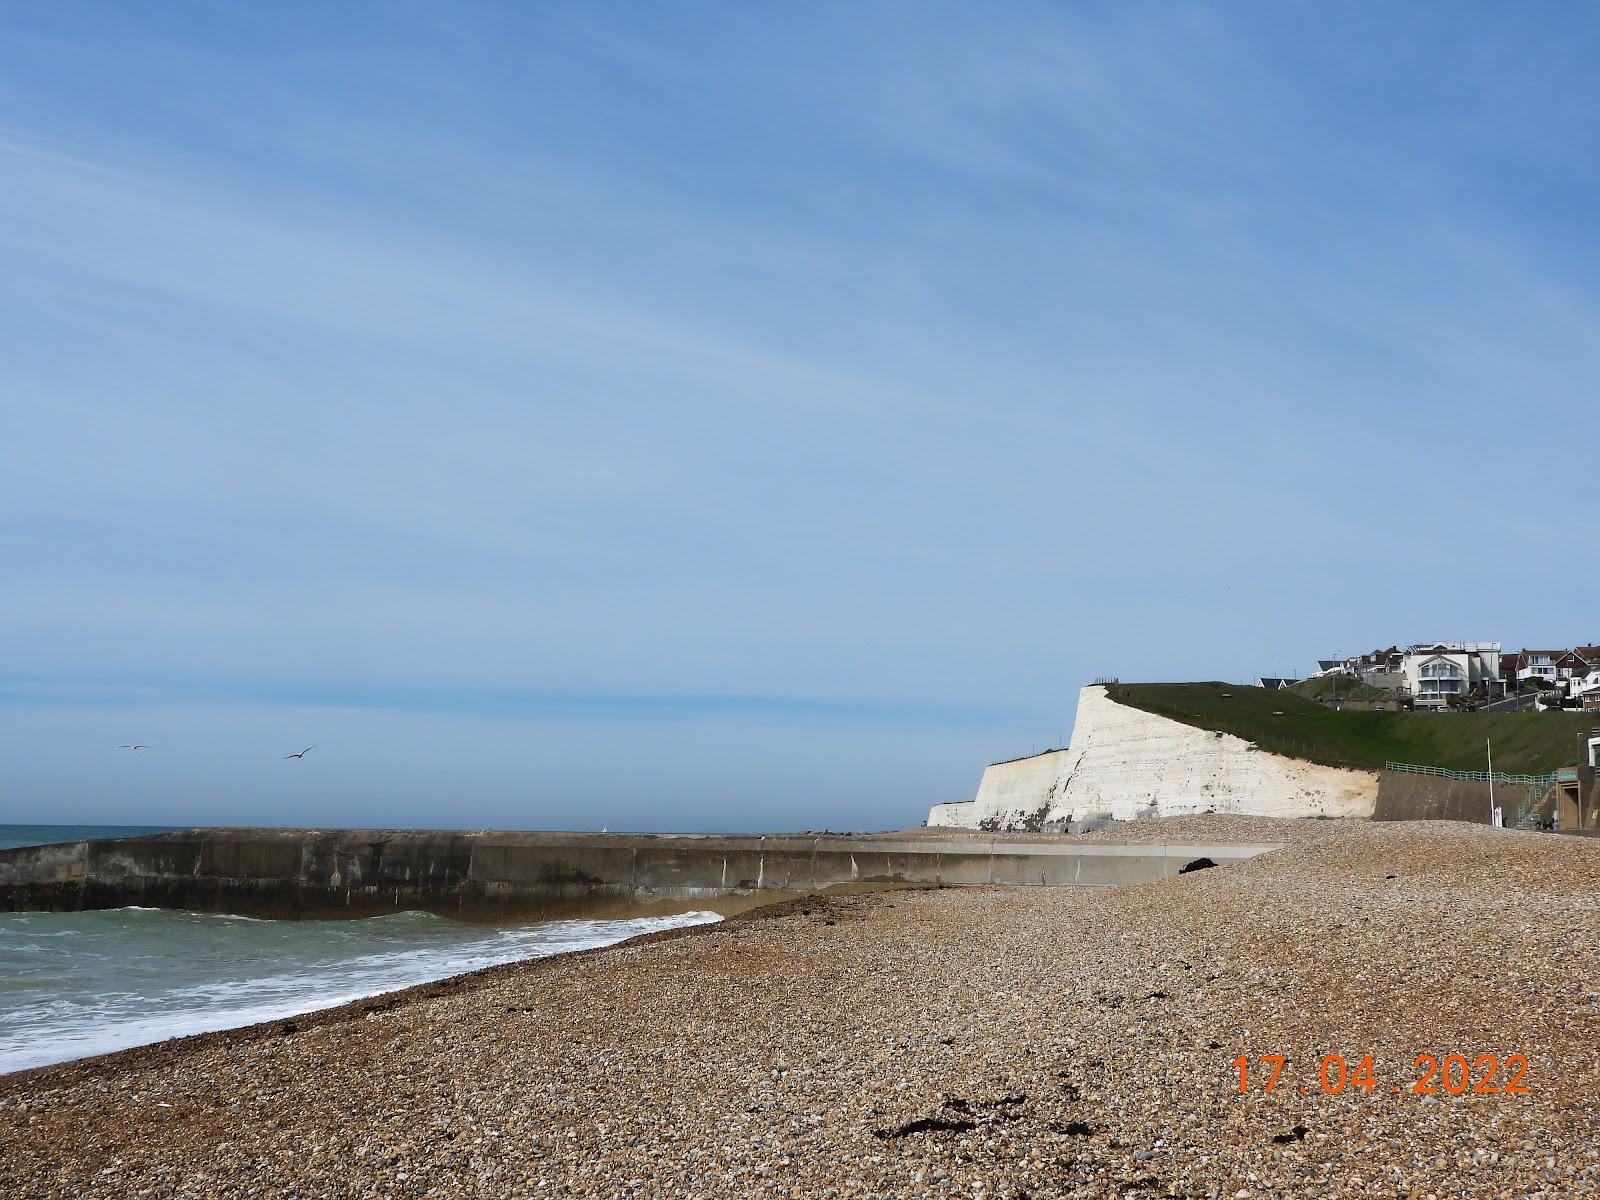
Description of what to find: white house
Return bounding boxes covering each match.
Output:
[1518,650,1591,683]
[1570,670,1600,711]
[1400,642,1502,708]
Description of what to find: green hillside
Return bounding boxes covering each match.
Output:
[1286,675,1391,703]
[1105,682,1592,775]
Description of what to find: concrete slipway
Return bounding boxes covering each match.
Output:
[0,827,1280,921]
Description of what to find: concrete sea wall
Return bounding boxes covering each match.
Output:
[0,827,1281,921]
[1373,770,1600,829]
[1373,772,1516,825]
[929,685,1379,831]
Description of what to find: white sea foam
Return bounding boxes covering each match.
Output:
[110,906,274,921]
[0,907,721,1074]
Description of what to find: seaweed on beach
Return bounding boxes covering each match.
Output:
[873,1114,978,1139]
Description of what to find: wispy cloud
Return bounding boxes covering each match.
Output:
[2,2,1598,825]
[0,673,1010,725]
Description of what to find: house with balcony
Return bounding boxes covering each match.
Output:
[1515,649,1591,684]
[1399,642,1502,709]
[1336,646,1404,690]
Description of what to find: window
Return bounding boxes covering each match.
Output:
[1417,658,1464,698]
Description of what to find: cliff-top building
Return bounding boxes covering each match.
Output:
[1400,642,1502,708]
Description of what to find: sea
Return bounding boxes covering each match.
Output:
[0,824,720,1074]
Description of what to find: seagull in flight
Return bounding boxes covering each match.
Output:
[117,744,149,751]
[283,745,317,760]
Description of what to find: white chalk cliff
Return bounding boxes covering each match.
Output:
[928,685,1377,830]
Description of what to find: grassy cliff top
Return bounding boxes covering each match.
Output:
[1286,675,1392,703]
[1104,682,1592,774]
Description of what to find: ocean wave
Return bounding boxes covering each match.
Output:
[0,907,722,1075]
[108,906,278,923]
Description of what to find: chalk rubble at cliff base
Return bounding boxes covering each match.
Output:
[3,817,1598,1198]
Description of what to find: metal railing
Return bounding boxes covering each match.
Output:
[1383,761,1560,787]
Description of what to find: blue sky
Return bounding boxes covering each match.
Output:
[3,3,1598,831]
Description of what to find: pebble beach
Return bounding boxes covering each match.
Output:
[3,818,1597,1198]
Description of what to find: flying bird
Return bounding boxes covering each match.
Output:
[116,744,149,751]
[283,745,317,760]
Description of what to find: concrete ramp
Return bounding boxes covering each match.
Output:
[0,828,1282,921]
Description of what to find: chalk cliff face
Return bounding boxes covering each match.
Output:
[928,685,1378,830]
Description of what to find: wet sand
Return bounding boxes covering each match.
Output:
[3,818,1597,1198]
